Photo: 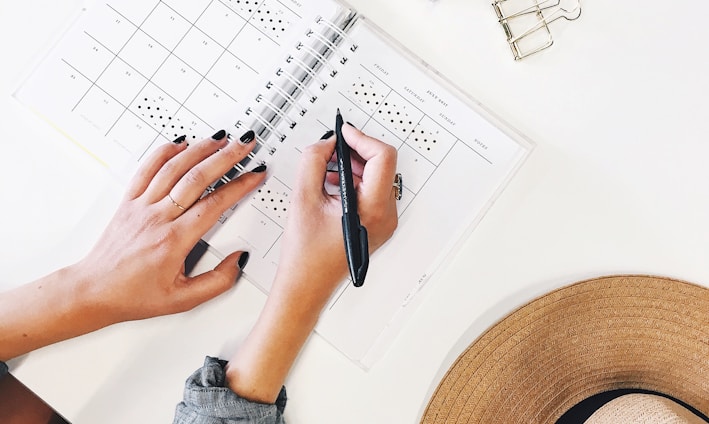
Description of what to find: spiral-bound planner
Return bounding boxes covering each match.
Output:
[16,0,532,368]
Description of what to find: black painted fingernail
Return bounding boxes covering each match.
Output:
[172,134,187,144]
[346,121,356,128]
[211,129,226,140]
[251,164,267,173]
[320,130,334,139]
[237,252,250,270]
[240,130,255,144]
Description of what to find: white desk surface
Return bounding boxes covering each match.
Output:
[2,0,709,422]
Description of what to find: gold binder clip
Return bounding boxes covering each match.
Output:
[492,0,581,60]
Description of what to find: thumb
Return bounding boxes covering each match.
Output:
[180,251,249,309]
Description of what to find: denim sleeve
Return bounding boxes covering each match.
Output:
[173,356,287,424]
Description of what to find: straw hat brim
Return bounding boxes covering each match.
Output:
[420,275,709,423]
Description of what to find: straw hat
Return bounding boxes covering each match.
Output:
[420,275,709,423]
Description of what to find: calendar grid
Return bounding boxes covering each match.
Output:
[69,3,158,115]
[118,0,220,155]
[61,0,300,160]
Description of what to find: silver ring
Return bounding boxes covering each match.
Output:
[393,173,403,201]
[167,193,187,211]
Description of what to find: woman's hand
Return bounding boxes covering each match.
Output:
[78,130,268,322]
[225,126,399,403]
[274,124,399,300]
[0,130,266,361]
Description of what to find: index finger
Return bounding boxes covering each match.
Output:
[341,124,398,202]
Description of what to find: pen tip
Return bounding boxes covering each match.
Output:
[337,107,341,115]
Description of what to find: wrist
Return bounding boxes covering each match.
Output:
[269,267,345,319]
[62,261,123,328]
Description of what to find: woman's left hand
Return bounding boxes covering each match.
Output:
[76,130,267,322]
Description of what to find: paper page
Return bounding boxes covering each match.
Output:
[304,18,530,367]
[15,0,341,180]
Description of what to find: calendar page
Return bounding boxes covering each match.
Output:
[16,0,532,368]
[16,0,340,178]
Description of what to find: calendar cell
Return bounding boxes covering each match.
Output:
[61,30,115,81]
[140,2,191,51]
[167,107,212,141]
[206,53,260,101]
[404,115,457,166]
[73,86,125,134]
[249,0,297,43]
[373,91,424,141]
[222,0,262,21]
[110,1,159,27]
[161,0,211,24]
[173,26,224,76]
[119,30,170,78]
[128,83,181,133]
[96,58,148,106]
[82,3,137,53]
[184,80,239,130]
[108,111,160,157]
[395,144,436,194]
[228,24,281,71]
[195,1,248,48]
[151,54,202,104]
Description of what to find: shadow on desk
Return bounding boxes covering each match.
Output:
[0,373,70,424]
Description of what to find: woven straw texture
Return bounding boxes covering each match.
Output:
[420,275,709,423]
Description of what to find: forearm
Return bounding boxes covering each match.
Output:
[0,264,114,361]
[224,268,341,404]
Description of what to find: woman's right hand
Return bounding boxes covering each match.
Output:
[225,126,399,403]
[273,124,399,305]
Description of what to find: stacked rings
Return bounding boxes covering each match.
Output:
[393,173,403,201]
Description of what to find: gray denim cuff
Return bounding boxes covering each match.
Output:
[173,356,287,424]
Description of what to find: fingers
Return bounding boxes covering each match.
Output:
[124,139,186,200]
[166,130,258,213]
[340,124,398,204]
[178,167,268,235]
[145,130,257,209]
[177,250,247,311]
[144,132,228,203]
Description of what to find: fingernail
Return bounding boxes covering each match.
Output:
[237,252,250,270]
[172,134,187,144]
[346,121,356,128]
[320,129,334,140]
[251,164,267,173]
[240,130,255,144]
[211,129,226,140]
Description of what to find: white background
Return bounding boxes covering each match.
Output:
[1,0,708,423]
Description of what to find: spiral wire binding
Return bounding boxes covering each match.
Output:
[286,54,329,90]
[305,29,340,54]
[267,81,308,116]
[316,15,349,39]
[248,108,288,142]
[207,10,359,199]
[296,42,338,76]
[255,94,298,128]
